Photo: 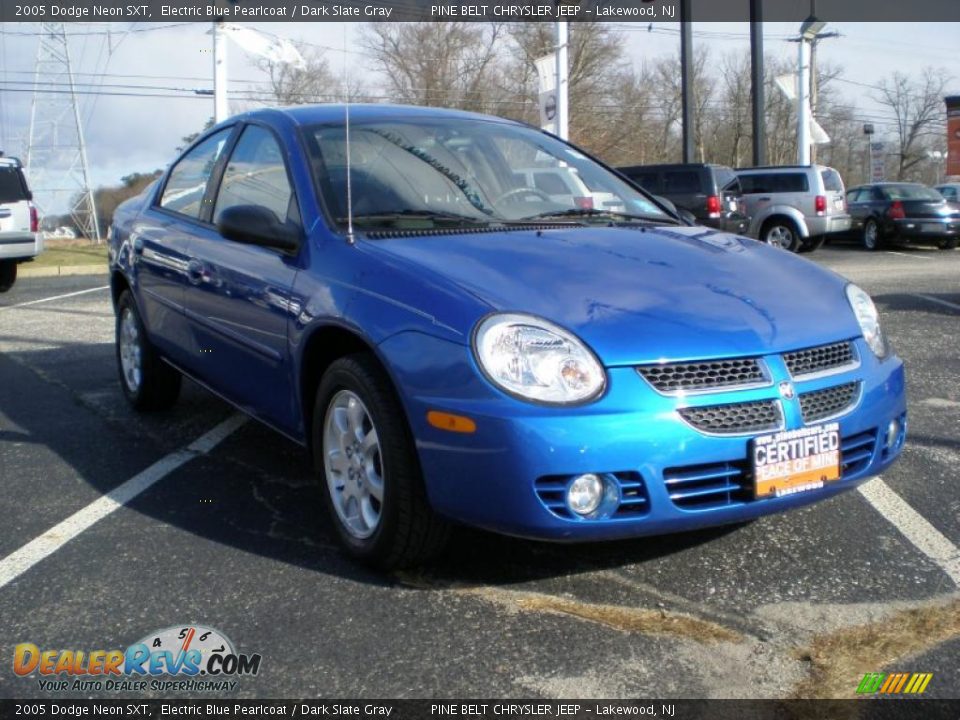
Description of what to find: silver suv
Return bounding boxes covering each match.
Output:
[0,155,42,292]
[736,164,851,253]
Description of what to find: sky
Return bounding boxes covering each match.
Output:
[0,20,957,210]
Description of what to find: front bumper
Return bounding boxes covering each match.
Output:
[394,337,906,541]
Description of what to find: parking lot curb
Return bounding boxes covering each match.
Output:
[20,264,108,278]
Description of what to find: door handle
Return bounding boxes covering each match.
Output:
[758,197,772,202]
[187,259,205,284]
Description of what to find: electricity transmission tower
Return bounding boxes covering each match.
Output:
[25,23,100,241]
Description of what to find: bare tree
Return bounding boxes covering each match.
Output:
[255,43,340,105]
[874,68,951,180]
[360,22,508,112]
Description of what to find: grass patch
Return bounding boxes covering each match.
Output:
[32,241,108,268]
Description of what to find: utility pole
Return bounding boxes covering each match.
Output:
[679,0,694,163]
[25,23,100,241]
[750,0,765,167]
[213,20,228,123]
[555,21,569,141]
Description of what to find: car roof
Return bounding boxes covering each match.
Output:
[0,156,23,168]
[618,163,728,171]
[735,165,831,172]
[225,103,518,129]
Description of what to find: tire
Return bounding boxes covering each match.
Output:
[798,235,826,254]
[312,354,449,569]
[115,290,181,410]
[862,219,881,251]
[938,238,958,250]
[0,260,16,293]
[761,219,801,252]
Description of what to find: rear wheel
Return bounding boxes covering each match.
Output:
[116,290,181,410]
[862,219,881,251]
[313,354,448,568]
[0,260,16,293]
[761,220,801,252]
[938,238,958,250]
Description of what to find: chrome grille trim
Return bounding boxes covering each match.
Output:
[783,341,859,379]
[678,400,783,436]
[638,357,770,395]
[799,382,862,424]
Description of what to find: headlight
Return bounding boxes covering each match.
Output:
[473,313,606,405]
[845,284,887,358]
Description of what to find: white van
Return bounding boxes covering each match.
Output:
[0,156,42,292]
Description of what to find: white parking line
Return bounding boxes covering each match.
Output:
[0,285,109,312]
[885,251,932,261]
[0,414,247,589]
[859,477,960,586]
[914,293,960,313]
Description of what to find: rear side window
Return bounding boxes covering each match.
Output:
[624,172,661,193]
[160,128,233,219]
[0,166,29,204]
[740,173,809,194]
[663,170,702,194]
[821,169,844,192]
[214,125,295,226]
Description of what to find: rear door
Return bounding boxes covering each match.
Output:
[661,168,706,217]
[845,188,870,234]
[136,126,235,361]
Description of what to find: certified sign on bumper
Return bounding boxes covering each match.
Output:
[752,422,841,498]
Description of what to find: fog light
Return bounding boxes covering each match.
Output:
[885,418,901,448]
[567,473,604,516]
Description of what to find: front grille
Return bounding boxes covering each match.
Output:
[638,358,766,393]
[534,473,650,520]
[799,382,861,423]
[783,341,855,377]
[664,461,751,509]
[679,400,782,435]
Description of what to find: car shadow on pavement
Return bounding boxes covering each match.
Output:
[1,342,746,589]
[874,292,960,316]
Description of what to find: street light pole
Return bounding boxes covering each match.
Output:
[797,37,811,165]
[555,21,569,141]
[213,20,228,123]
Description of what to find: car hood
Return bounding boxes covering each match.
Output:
[362,225,862,366]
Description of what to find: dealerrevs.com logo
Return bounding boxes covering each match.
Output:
[14,625,261,693]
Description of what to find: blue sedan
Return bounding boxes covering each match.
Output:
[108,105,907,567]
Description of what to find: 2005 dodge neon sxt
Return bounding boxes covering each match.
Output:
[108,105,906,567]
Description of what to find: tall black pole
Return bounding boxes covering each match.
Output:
[750,0,765,166]
[680,0,694,163]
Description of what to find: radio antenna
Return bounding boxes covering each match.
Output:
[343,24,355,245]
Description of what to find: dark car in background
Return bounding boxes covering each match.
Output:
[844,183,960,251]
[618,163,749,236]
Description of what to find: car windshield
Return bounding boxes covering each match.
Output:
[303,117,671,229]
[880,184,942,201]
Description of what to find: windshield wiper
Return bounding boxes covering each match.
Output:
[517,208,681,225]
[342,210,495,227]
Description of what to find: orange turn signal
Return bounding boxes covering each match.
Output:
[427,411,477,434]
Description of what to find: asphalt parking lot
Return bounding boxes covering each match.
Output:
[1,242,958,700]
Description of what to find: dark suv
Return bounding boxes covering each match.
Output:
[618,163,749,235]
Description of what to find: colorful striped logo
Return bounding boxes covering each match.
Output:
[857,672,933,695]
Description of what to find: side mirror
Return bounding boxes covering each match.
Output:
[217,205,301,253]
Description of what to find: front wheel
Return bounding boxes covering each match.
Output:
[0,260,16,293]
[862,219,881,251]
[313,354,448,568]
[115,290,182,410]
[762,221,800,252]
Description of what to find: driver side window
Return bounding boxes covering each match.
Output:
[213,125,299,228]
